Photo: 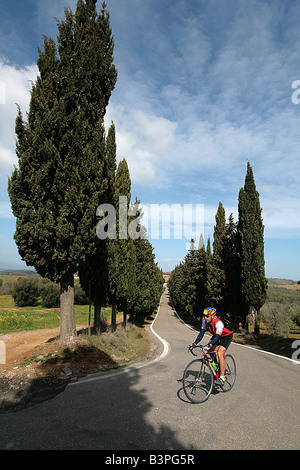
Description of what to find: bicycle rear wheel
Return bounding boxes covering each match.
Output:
[221,354,236,392]
[183,359,214,403]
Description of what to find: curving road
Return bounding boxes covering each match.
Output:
[0,286,299,450]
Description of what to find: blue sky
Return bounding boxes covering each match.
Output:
[0,0,299,280]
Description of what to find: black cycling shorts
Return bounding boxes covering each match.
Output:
[216,333,233,350]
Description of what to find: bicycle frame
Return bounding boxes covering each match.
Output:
[183,344,236,403]
[190,345,221,380]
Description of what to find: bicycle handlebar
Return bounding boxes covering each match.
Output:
[188,344,219,357]
[188,345,203,356]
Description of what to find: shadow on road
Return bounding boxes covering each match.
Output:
[0,360,195,450]
[0,346,117,414]
[0,374,70,413]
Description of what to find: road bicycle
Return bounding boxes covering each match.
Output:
[182,345,236,403]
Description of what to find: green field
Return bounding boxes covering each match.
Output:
[0,294,112,334]
[0,273,114,334]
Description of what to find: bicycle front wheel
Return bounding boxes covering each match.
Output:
[183,359,214,403]
[221,354,236,392]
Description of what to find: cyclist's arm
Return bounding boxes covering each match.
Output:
[193,319,206,345]
[206,334,220,348]
[194,329,205,345]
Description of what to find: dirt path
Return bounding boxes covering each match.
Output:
[0,314,125,375]
[0,325,91,375]
[0,326,81,366]
[0,316,134,412]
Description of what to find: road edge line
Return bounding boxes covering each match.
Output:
[149,293,170,361]
[69,292,170,386]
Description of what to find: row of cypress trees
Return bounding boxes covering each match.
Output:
[8,0,163,344]
[79,124,164,331]
[168,162,267,332]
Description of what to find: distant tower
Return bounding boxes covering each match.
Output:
[198,233,204,250]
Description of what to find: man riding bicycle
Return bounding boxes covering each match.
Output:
[189,307,233,386]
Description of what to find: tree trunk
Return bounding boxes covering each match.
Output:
[254,308,260,335]
[94,304,102,334]
[60,271,77,344]
[111,303,117,332]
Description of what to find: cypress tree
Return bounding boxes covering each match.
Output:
[133,238,163,323]
[223,213,240,327]
[8,1,117,344]
[206,237,212,258]
[107,158,132,330]
[184,239,198,317]
[206,202,226,313]
[237,162,267,332]
[213,202,227,261]
[168,237,207,319]
[78,122,117,332]
[168,262,187,313]
[105,122,117,205]
[195,242,207,316]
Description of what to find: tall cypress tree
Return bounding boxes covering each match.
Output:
[194,241,207,317]
[184,240,198,318]
[133,238,163,323]
[107,158,132,330]
[168,237,207,319]
[206,202,226,314]
[223,213,240,327]
[237,162,267,332]
[168,262,187,314]
[78,122,117,332]
[105,122,117,205]
[206,237,212,258]
[8,1,117,344]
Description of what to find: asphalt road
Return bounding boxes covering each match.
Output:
[0,286,299,450]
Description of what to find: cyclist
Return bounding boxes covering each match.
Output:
[189,307,233,386]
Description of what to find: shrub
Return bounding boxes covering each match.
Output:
[74,281,89,305]
[0,280,15,295]
[40,280,60,308]
[11,277,40,307]
[260,302,291,336]
[290,304,300,328]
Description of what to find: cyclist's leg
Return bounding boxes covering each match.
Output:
[207,343,217,363]
[217,334,233,377]
[217,345,226,376]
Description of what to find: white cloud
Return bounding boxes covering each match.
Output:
[262,195,300,238]
[0,59,38,180]
[0,201,13,219]
[0,146,16,179]
[105,104,177,185]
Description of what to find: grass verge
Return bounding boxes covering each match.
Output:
[82,323,150,364]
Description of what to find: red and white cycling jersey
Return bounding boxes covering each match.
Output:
[202,316,232,338]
